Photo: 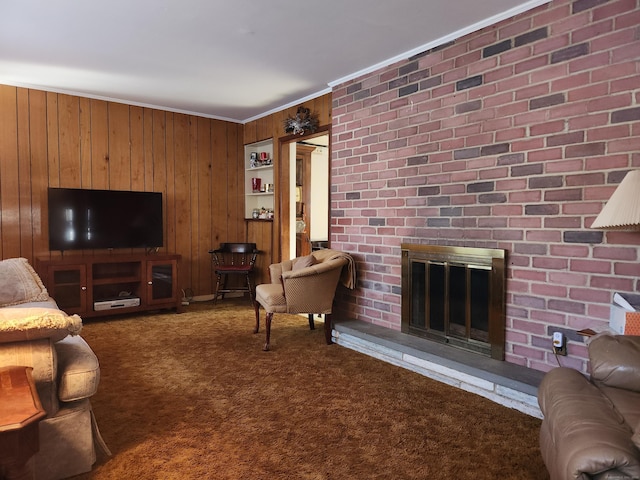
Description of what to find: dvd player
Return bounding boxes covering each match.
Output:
[94,296,140,311]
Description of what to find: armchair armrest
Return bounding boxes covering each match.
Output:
[269,259,294,284]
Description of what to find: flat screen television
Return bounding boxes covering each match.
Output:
[48,187,163,252]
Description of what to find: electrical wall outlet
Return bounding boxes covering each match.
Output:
[552,332,567,356]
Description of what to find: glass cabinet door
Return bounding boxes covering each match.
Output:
[49,265,87,314]
[147,260,176,304]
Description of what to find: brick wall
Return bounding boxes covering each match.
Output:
[330,0,640,373]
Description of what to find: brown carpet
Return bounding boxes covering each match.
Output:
[72,300,548,480]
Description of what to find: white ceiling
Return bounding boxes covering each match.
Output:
[1,0,549,124]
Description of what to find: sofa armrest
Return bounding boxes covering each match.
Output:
[55,335,100,402]
[539,367,640,480]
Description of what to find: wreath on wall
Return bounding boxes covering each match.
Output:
[284,107,319,135]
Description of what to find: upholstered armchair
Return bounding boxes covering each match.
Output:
[0,257,109,480]
[253,249,356,351]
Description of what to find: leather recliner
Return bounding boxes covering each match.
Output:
[538,334,640,480]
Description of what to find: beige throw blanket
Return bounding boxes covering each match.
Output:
[312,249,357,289]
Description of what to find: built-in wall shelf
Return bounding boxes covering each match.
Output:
[244,139,274,219]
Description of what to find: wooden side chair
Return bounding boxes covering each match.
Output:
[209,243,260,305]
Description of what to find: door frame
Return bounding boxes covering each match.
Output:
[277,125,331,261]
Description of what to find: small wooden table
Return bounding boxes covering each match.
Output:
[0,366,46,480]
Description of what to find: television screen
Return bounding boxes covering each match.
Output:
[48,188,163,252]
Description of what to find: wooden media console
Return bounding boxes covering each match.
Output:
[37,253,182,318]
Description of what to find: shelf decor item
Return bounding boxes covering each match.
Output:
[249,152,271,168]
[284,107,319,135]
[250,152,259,168]
[244,139,274,219]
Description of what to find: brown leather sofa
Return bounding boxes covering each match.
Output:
[538,334,640,480]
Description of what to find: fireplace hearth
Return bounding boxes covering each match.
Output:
[401,244,506,360]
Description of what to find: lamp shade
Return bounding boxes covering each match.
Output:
[590,170,640,231]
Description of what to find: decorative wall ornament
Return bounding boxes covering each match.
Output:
[284,107,319,135]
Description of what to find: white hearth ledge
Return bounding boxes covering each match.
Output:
[333,320,544,419]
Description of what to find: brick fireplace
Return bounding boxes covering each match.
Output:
[329,0,640,374]
[401,244,506,360]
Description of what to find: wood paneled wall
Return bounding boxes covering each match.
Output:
[0,85,331,296]
[0,85,244,297]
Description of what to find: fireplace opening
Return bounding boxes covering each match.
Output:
[401,244,506,360]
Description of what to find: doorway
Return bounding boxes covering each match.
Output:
[279,130,330,261]
[294,136,329,257]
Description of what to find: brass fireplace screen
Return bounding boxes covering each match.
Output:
[401,244,506,360]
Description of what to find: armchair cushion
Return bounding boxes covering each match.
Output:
[254,283,287,313]
[0,257,50,307]
[292,254,315,271]
[0,307,83,343]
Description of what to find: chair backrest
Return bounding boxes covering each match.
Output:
[220,242,257,254]
[212,243,258,267]
[279,254,350,315]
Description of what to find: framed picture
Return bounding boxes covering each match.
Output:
[296,158,303,186]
